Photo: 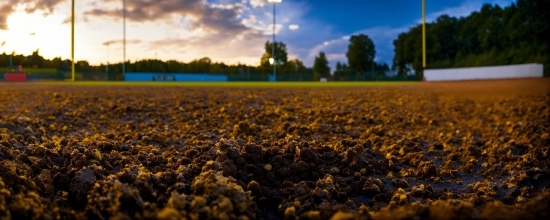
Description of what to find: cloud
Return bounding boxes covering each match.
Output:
[422,0,515,23]
[0,0,64,29]
[79,0,315,65]
[304,26,406,71]
[75,0,299,65]
[304,0,515,72]
[249,0,266,8]
[84,0,204,22]
[22,0,65,14]
[102,39,141,46]
[148,30,267,64]
[196,3,249,34]
[84,0,256,38]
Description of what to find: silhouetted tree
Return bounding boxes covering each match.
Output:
[260,41,289,75]
[392,0,550,77]
[333,62,350,81]
[312,51,330,80]
[346,34,375,74]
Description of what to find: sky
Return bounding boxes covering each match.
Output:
[0,0,516,71]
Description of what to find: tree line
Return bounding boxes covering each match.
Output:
[0,37,390,81]
[393,0,550,77]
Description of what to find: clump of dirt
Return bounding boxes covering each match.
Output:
[0,81,549,219]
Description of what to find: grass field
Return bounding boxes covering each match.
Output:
[1,77,547,92]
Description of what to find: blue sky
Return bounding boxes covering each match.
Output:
[281,0,516,69]
[0,0,516,70]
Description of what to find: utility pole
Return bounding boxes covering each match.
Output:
[71,0,75,81]
[268,0,281,81]
[123,0,126,77]
[422,0,426,68]
[273,2,276,81]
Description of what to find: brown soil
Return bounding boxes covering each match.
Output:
[0,78,549,219]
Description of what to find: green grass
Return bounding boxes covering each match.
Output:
[18,81,418,88]
[0,68,57,74]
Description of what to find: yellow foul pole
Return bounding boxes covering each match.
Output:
[71,0,75,81]
[422,0,426,68]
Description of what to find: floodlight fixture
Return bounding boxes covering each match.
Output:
[269,58,274,65]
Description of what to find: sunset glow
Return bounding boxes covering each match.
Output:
[0,0,514,68]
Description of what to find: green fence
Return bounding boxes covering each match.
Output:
[275,72,315,81]
[2,68,422,82]
[227,72,269,81]
[333,71,422,82]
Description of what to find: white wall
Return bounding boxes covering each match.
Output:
[424,63,544,81]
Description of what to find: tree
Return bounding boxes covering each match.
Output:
[333,62,350,81]
[284,59,308,73]
[346,34,375,74]
[279,58,312,81]
[392,0,550,77]
[187,57,212,73]
[76,60,92,72]
[312,51,330,80]
[29,49,44,68]
[260,41,288,70]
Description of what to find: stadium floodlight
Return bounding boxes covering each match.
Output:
[422,0,426,68]
[269,57,274,65]
[268,0,281,81]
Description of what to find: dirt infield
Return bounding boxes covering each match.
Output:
[0,78,549,219]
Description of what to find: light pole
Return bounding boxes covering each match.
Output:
[422,0,426,68]
[123,0,126,77]
[71,0,75,81]
[268,0,281,81]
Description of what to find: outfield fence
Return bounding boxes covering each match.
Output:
[424,63,544,81]
[3,68,422,82]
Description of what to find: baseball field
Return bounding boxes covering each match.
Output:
[0,78,549,219]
